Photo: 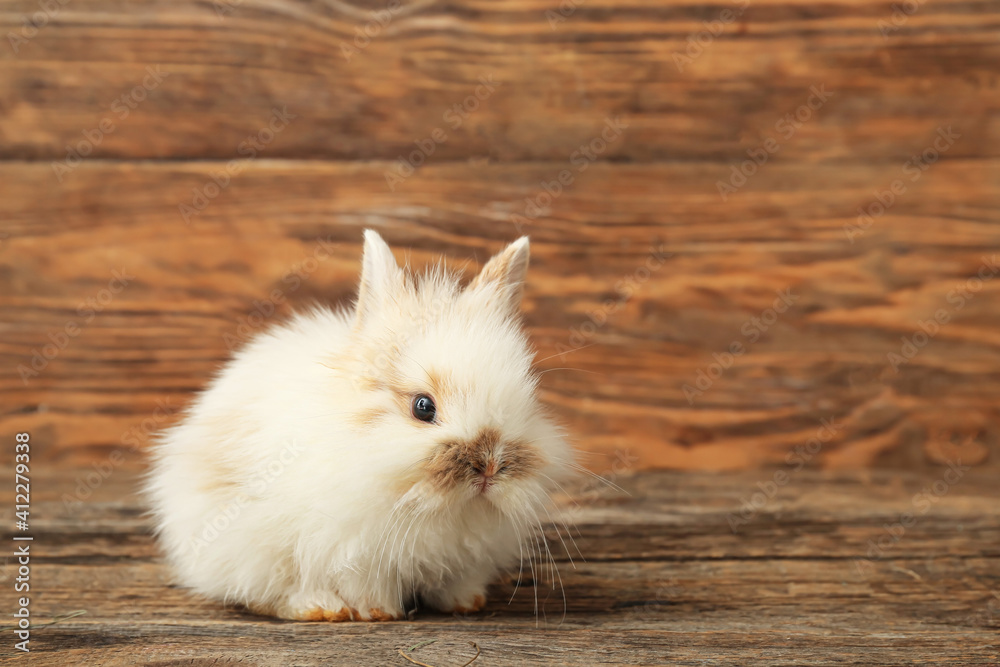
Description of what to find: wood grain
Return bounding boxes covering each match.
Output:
[0,0,996,162]
[1,0,999,471]
[2,160,999,471]
[1,467,997,665]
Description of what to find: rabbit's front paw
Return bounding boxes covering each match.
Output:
[424,586,488,615]
[273,589,406,622]
[275,590,356,622]
[356,606,405,621]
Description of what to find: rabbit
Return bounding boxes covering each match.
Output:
[144,230,576,621]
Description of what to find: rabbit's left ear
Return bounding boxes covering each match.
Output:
[469,237,530,313]
[355,229,404,326]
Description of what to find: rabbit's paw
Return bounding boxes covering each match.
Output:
[424,586,488,615]
[276,590,356,622]
[357,606,405,621]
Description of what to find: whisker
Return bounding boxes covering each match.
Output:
[364,503,402,590]
[508,521,526,605]
[534,475,585,562]
[511,508,540,625]
[538,517,568,625]
[569,463,630,495]
[376,503,415,584]
[531,526,545,627]
[400,352,431,378]
[533,344,596,366]
[397,507,426,609]
[535,367,601,377]
[570,449,617,462]
[539,503,581,568]
[389,508,416,608]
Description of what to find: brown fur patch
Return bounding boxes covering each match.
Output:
[300,607,327,622]
[425,427,540,491]
[468,237,529,312]
[385,381,431,413]
[452,595,487,614]
[470,242,522,289]
[297,606,354,622]
[380,364,457,414]
[353,374,380,392]
[367,607,400,621]
[323,608,353,622]
[326,339,402,394]
[425,369,451,403]
[196,415,258,495]
[389,389,417,423]
[353,406,389,429]
[498,437,542,480]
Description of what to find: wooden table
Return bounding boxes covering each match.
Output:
[5,466,997,665]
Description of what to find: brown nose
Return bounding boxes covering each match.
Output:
[472,460,499,492]
[471,460,499,477]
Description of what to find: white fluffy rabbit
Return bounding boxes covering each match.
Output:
[144,230,575,621]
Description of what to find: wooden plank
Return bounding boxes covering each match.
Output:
[22,469,1000,561]
[0,0,996,161]
[1,468,997,665]
[2,160,999,470]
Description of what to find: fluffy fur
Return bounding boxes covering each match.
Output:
[144,231,575,621]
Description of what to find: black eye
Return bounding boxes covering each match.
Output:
[411,395,437,423]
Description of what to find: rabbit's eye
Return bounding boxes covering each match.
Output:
[411,395,437,423]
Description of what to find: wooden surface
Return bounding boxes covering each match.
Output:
[2,465,998,665]
[0,0,997,163]
[1,0,999,471]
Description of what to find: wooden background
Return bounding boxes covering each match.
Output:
[1,0,998,473]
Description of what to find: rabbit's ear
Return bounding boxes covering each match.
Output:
[469,237,530,313]
[356,229,403,324]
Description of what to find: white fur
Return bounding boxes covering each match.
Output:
[144,231,575,620]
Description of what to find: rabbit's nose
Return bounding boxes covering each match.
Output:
[471,459,498,476]
[472,460,499,491]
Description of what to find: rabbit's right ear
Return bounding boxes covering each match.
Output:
[355,230,403,325]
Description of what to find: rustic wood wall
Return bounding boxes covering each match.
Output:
[1,0,998,472]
